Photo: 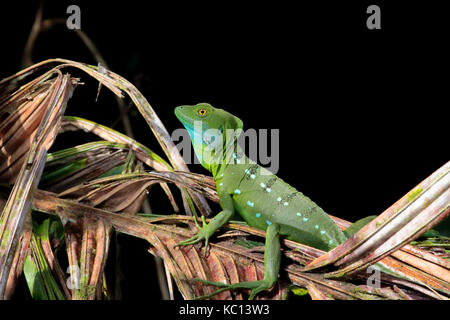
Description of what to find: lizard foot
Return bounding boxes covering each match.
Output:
[191,278,275,300]
[175,215,213,255]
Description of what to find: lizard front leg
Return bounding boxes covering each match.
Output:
[192,223,281,300]
[175,192,234,254]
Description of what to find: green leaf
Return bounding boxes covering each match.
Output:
[290,286,309,296]
[40,158,88,186]
[433,217,450,237]
[23,219,66,300]
[98,163,127,178]
[343,215,377,238]
[24,254,49,300]
[234,239,264,249]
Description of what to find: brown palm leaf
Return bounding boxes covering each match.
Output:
[0,59,211,298]
[30,188,444,300]
[304,161,450,281]
[0,68,76,297]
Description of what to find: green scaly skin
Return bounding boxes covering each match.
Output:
[174,103,371,300]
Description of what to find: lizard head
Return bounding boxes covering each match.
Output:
[175,103,243,171]
[175,103,243,133]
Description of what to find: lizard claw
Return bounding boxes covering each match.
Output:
[175,234,203,247]
[175,218,212,255]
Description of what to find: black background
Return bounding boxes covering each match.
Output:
[0,0,448,301]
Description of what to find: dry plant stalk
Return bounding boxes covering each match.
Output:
[0,68,76,297]
[0,58,210,299]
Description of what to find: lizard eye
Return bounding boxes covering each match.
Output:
[197,108,208,117]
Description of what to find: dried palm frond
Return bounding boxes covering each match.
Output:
[0,67,76,298]
[303,161,449,280]
[29,180,448,300]
[0,58,209,299]
[15,160,447,300]
[0,59,448,300]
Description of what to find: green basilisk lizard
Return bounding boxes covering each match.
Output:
[174,103,374,299]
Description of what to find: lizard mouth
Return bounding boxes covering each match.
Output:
[174,106,192,124]
[175,106,197,138]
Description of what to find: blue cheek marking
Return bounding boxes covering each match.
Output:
[266,220,272,226]
[296,212,302,217]
[234,189,241,195]
[247,201,254,207]
[255,213,261,218]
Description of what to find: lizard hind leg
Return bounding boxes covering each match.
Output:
[191,279,275,300]
[192,223,281,300]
